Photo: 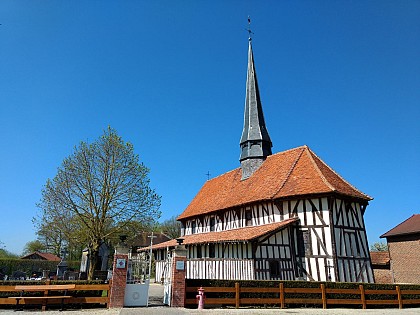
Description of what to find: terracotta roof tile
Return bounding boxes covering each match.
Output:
[147,218,299,250]
[178,146,371,220]
[370,251,390,266]
[20,251,61,261]
[381,214,420,238]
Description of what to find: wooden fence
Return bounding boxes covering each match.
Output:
[0,282,110,308]
[186,282,420,309]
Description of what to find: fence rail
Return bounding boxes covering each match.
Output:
[186,282,420,309]
[0,282,110,308]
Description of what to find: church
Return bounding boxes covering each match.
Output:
[152,36,374,283]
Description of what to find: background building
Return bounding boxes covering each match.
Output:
[381,214,420,284]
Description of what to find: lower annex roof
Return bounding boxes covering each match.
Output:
[144,217,299,250]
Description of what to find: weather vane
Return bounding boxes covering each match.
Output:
[247,16,254,41]
[205,171,211,181]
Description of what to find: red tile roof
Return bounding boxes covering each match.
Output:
[178,146,371,220]
[381,214,420,238]
[370,251,390,266]
[146,218,299,250]
[20,251,61,261]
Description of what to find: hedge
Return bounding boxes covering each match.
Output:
[0,259,80,278]
[186,279,420,307]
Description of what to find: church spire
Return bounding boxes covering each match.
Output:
[240,28,272,180]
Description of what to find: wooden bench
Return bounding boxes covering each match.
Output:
[9,284,76,311]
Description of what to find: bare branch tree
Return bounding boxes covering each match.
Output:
[36,127,161,279]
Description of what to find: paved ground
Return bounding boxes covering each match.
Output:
[148,283,165,307]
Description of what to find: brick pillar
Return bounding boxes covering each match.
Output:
[171,244,187,307]
[109,245,129,308]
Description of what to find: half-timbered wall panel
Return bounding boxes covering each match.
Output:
[179,195,372,283]
[186,243,253,260]
[186,259,255,280]
[155,254,255,281]
[254,228,295,280]
[183,242,254,280]
[183,201,282,235]
[279,197,334,282]
[154,248,171,282]
[332,198,374,283]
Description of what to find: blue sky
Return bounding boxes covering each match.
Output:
[0,1,419,255]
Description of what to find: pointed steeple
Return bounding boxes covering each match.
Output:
[240,38,272,180]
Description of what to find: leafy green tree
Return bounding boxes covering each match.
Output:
[33,213,84,260]
[0,249,18,259]
[159,215,181,239]
[0,242,18,259]
[370,241,389,252]
[22,240,46,255]
[36,127,161,279]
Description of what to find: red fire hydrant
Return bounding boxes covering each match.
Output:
[196,286,205,309]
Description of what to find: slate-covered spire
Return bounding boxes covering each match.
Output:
[240,39,272,180]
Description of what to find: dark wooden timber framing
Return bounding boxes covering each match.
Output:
[168,192,372,283]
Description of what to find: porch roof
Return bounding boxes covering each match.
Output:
[146,217,299,250]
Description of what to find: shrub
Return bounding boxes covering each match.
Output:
[0,259,80,279]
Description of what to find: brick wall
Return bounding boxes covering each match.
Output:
[388,236,420,284]
[373,268,393,284]
[109,253,128,308]
[171,247,187,307]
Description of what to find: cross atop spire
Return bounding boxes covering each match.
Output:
[239,27,272,180]
[247,16,253,41]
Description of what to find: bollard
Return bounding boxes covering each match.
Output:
[196,286,205,310]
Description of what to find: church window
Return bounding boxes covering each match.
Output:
[269,260,281,278]
[245,210,252,226]
[297,229,312,256]
[303,231,312,255]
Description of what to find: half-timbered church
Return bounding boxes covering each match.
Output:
[153,35,374,283]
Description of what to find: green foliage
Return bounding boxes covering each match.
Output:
[158,215,181,239]
[370,241,389,252]
[36,127,161,279]
[22,240,46,255]
[0,248,19,259]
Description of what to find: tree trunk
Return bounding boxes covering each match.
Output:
[87,242,100,280]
